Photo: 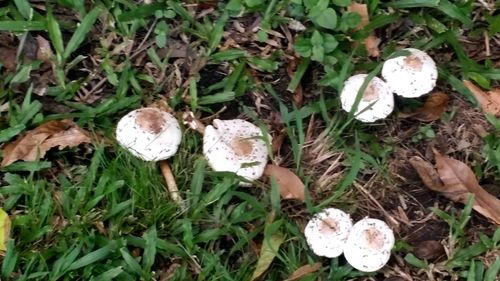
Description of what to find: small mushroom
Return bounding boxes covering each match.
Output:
[382,48,438,98]
[304,208,353,258]
[343,218,395,272]
[116,107,182,161]
[340,74,394,122]
[203,119,269,185]
[116,107,184,207]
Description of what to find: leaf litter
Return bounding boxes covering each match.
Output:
[463,80,500,116]
[347,3,381,57]
[399,91,449,122]
[263,164,305,202]
[1,119,92,167]
[410,148,500,225]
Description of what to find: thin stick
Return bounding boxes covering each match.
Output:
[159,161,185,209]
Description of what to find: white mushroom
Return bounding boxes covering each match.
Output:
[343,218,395,272]
[203,119,269,185]
[116,107,182,161]
[304,208,353,258]
[381,48,438,98]
[340,74,394,122]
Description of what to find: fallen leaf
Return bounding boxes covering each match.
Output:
[463,80,500,116]
[35,35,54,62]
[400,92,449,122]
[347,3,380,57]
[0,46,17,71]
[284,262,322,281]
[410,151,500,225]
[250,233,284,281]
[409,156,445,191]
[412,240,445,260]
[433,149,500,225]
[1,119,92,167]
[0,208,11,252]
[264,164,305,201]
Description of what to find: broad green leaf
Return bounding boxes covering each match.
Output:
[63,6,101,60]
[309,7,337,29]
[310,30,323,46]
[323,34,339,53]
[293,37,312,57]
[332,0,351,6]
[250,233,284,280]
[0,209,11,251]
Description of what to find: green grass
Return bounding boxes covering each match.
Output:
[1,0,500,280]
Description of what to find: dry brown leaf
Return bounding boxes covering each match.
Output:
[284,262,322,281]
[35,35,54,62]
[400,92,449,122]
[347,3,380,57]
[0,46,17,71]
[1,119,91,167]
[410,151,500,225]
[263,164,305,201]
[463,80,500,116]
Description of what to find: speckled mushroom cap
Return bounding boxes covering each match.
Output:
[116,107,182,161]
[382,48,438,98]
[304,208,353,258]
[340,74,394,122]
[203,119,269,185]
[343,218,395,272]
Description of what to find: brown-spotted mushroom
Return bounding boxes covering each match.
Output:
[203,119,269,186]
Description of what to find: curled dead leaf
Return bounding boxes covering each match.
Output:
[463,80,500,116]
[347,3,380,57]
[400,92,449,122]
[284,262,322,281]
[263,164,305,202]
[1,119,92,167]
[409,151,500,225]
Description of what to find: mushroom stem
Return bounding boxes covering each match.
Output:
[159,161,185,209]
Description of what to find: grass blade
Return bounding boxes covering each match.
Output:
[437,0,473,28]
[68,244,115,271]
[47,8,64,57]
[0,21,46,31]
[384,0,439,8]
[142,227,158,272]
[63,6,102,60]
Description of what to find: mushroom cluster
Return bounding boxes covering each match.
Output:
[340,48,438,122]
[304,208,395,272]
[117,108,270,188]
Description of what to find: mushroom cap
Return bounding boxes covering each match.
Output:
[203,119,269,185]
[381,48,438,98]
[343,217,395,272]
[340,74,394,122]
[116,107,182,161]
[304,208,353,258]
